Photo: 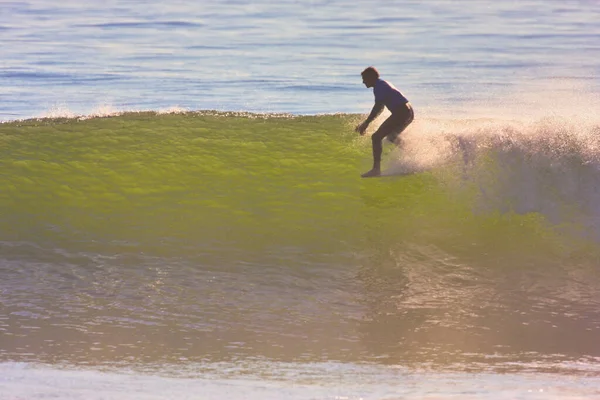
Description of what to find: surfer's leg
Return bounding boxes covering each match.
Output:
[372,118,398,165]
[362,105,414,177]
[362,117,397,177]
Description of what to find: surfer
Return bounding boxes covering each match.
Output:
[356,66,414,177]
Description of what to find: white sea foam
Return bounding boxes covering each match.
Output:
[35,104,196,121]
[37,103,125,120]
[386,102,600,237]
[157,106,188,114]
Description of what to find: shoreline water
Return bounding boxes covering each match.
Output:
[2,360,600,400]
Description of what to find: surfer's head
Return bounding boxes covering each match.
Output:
[361,66,379,88]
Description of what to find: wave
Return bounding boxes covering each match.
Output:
[3,110,600,368]
[1,110,600,253]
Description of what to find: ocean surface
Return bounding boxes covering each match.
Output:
[2,1,600,399]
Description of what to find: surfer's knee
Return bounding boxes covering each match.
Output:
[386,132,399,144]
[371,128,388,143]
[371,133,384,145]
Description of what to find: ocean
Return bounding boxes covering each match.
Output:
[2,1,600,399]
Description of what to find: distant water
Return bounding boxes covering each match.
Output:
[2,0,599,120]
[2,1,600,400]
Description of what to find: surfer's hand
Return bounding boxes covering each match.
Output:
[356,122,368,135]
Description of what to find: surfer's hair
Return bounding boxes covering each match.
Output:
[361,66,380,80]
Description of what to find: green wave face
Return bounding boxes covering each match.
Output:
[3,113,364,251]
[0,112,591,259]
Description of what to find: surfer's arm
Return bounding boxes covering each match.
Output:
[356,102,384,135]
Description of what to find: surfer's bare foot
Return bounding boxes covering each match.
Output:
[361,168,381,178]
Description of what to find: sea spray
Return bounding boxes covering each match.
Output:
[386,114,600,239]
